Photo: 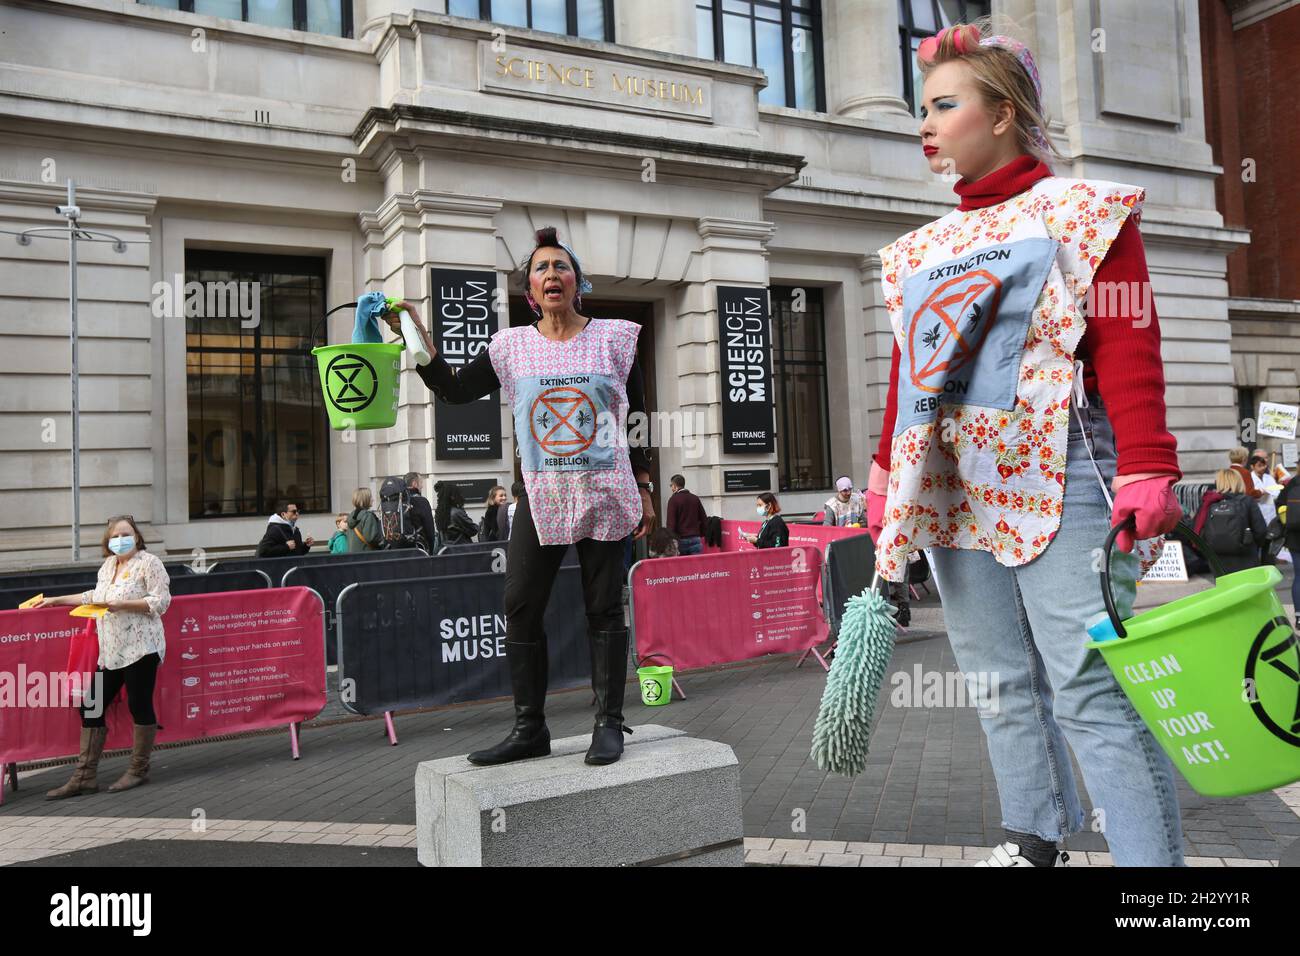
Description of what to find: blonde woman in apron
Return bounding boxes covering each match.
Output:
[865,21,1184,866]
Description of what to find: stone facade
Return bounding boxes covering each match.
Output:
[0,0,1249,567]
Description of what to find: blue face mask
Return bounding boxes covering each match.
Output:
[108,535,135,556]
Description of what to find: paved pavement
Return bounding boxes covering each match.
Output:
[1,564,1295,867]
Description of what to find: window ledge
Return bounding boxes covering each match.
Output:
[30,0,368,53]
[1226,297,1300,315]
[758,103,920,139]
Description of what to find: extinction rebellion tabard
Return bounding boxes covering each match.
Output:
[717,285,775,454]
[431,267,503,460]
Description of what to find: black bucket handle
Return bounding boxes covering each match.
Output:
[309,298,406,352]
[1100,516,1227,639]
[308,301,360,353]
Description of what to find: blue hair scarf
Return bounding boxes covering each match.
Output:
[556,241,594,294]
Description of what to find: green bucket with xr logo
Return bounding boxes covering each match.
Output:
[313,342,404,431]
[1090,519,1300,797]
[636,655,674,707]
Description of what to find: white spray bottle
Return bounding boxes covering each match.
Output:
[385,296,430,365]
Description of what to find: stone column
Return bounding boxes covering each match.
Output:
[858,252,895,470]
[673,217,776,516]
[356,189,505,492]
[356,0,446,43]
[616,0,697,57]
[827,0,910,117]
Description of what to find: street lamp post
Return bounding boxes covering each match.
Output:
[66,181,80,563]
[15,179,131,563]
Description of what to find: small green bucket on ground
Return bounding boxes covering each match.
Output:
[1090,518,1300,798]
[312,342,404,431]
[636,656,674,707]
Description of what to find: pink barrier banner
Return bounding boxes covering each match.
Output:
[0,588,325,765]
[704,520,867,604]
[705,519,867,556]
[630,548,828,670]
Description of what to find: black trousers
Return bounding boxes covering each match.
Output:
[80,652,160,728]
[503,493,626,642]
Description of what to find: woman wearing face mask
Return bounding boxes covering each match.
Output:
[388,226,655,767]
[32,515,171,798]
[741,493,788,549]
[864,20,1184,867]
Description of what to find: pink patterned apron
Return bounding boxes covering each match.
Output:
[488,318,643,546]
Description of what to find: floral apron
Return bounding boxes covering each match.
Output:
[874,176,1163,582]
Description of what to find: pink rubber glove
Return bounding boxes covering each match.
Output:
[866,461,889,540]
[1111,474,1182,553]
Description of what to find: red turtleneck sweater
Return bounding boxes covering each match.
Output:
[872,155,1181,480]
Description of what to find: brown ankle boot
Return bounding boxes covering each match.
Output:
[45,727,108,800]
[107,724,157,792]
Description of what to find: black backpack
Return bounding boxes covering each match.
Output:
[379,476,426,550]
[907,548,931,586]
[478,505,500,543]
[1203,497,1252,556]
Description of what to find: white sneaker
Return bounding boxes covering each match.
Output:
[975,842,1070,867]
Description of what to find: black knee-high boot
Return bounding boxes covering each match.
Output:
[585,628,634,765]
[467,640,550,765]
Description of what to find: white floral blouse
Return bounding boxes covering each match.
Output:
[78,550,171,670]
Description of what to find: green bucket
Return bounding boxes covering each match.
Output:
[312,342,404,431]
[1090,518,1300,797]
[637,658,673,707]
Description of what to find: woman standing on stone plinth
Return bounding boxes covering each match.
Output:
[387,226,655,766]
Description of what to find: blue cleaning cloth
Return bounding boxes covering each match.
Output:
[352,291,389,344]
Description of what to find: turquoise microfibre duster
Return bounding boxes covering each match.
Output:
[810,571,898,776]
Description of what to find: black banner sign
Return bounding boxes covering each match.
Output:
[0,570,270,613]
[717,285,775,453]
[207,547,416,583]
[724,469,772,493]
[431,267,502,460]
[284,550,500,665]
[446,478,500,504]
[335,566,590,714]
[0,563,194,590]
[167,569,271,596]
[439,540,579,566]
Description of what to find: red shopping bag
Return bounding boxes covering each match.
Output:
[65,618,100,702]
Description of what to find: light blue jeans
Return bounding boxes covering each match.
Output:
[929,397,1185,866]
